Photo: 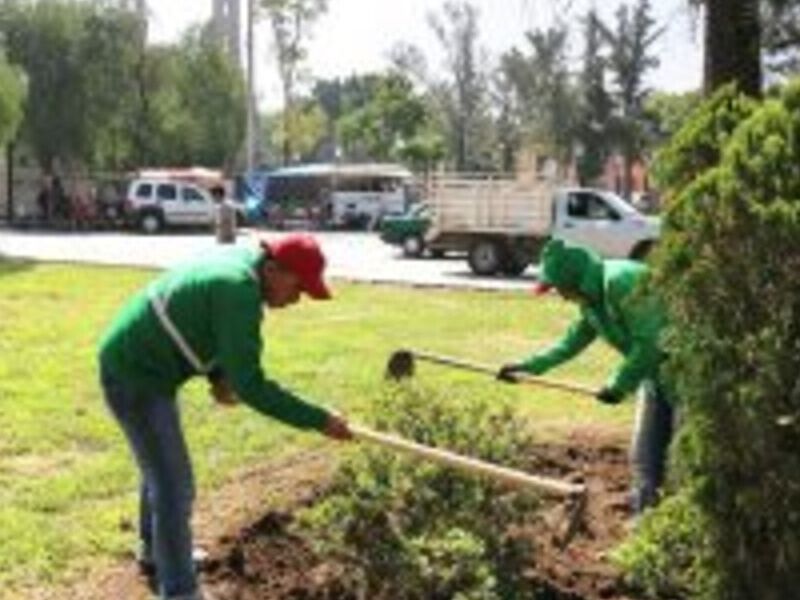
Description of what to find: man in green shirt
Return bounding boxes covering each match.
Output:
[497,238,674,516]
[99,234,352,600]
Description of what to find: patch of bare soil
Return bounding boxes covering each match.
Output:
[66,428,641,600]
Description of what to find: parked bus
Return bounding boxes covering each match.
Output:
[261,163,415,230]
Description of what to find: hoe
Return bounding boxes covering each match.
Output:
[380,347,599,547]
[386,348,598,397]
[351,423,588,548]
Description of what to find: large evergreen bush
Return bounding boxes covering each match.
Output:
[619,82,800,599]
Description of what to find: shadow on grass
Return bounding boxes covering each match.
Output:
[0,254,36,278]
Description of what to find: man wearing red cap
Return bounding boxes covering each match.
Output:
[98,234,351,600]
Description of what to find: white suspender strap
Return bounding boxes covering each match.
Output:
[148,286,213,374]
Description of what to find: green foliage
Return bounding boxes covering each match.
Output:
[0,0,97,170]
[650,84,757,202]
[301,385,541,599]
[427,1,494,171]
[614,489,716,599]
[597,0,663,197]
[625,78,800,599]
[0,1,244,171]
[643,90,701,147]
[575,10,613,184]
[261,0,327,164]
[0,50,25,146]
[336,73,430,162]
[501,25,578,169]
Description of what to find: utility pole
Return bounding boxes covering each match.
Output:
[246,0,256,171]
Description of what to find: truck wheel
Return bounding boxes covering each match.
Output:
[402,235,425,258]
[140,212,163,234]
[468,240,504,276]
[630,240,654,261]
[501,255,530,276]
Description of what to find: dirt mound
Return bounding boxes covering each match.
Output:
[203,511,352,600]
[199,429,638,600]
[71,429,639,600]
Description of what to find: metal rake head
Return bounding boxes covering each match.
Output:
[385,349,415,380]
[556,488,588,549]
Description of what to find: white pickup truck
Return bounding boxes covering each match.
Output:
[424,175,661,276]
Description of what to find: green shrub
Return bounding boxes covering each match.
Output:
[300,384,541,599]
[613,489,715,598]
[623,80,800,599]
[650,84,757,203]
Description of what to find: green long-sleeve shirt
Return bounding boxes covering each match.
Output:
[98,245,329,431]
[522,259,666,399]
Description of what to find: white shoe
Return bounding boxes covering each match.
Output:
[138,546,210,574]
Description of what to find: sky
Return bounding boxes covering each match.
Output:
[147,0,703,112]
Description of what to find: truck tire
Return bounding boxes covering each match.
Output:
[402,234,425,258]
[629,240,654,261]
[139,211,164,234]
[500,255,530,276]
[468,240,504,276]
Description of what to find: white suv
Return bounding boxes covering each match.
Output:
[125,179,241,234]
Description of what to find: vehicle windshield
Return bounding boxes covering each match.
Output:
[410,203,429,217]
[598,191,638,216]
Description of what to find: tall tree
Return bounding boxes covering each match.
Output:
[78,6,143,170]
[335,73,428,162]
[263,101,325,164]
[500,26,577,175]
[598,0,663,197]
[702,0,761,95]
[0,0,142,172]
[575,10,613,185]
[0,50,25,147]
[175,27,246,169]
[428,1,492,171]
[491,69,522,173]
[0,0,90,172]
[260,0,327,164]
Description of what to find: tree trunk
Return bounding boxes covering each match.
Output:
[704,0,762,97]
[6,142,13,223]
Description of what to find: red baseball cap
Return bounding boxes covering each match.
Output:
[261,234,331,300]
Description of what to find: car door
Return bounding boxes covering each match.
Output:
[557,190,625,257]
[155,182,181,225]
[179,184,213,225]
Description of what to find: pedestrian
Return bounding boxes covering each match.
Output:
[211,184,237,244]
[497,238,673,516]
[98,234,353,600]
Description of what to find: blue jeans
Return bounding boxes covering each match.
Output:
[100,368,197,598]
[630,379,675,514]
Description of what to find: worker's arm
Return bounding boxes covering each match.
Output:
[211,280,329,431]
[519,316,598,375]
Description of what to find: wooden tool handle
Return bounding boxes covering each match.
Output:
[351,424,585,498]
[411,350,599,397]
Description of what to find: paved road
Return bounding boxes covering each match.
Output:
[0,228,538,291]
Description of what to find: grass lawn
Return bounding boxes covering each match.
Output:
[0,259,630,597]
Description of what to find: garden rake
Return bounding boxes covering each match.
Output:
[351,423,588,548]
[385,348,599,397]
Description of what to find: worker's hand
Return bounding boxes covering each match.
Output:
[323,414,353,441]
[496,363,525,383]
[595,387,622,405]
[209,379,239,407]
